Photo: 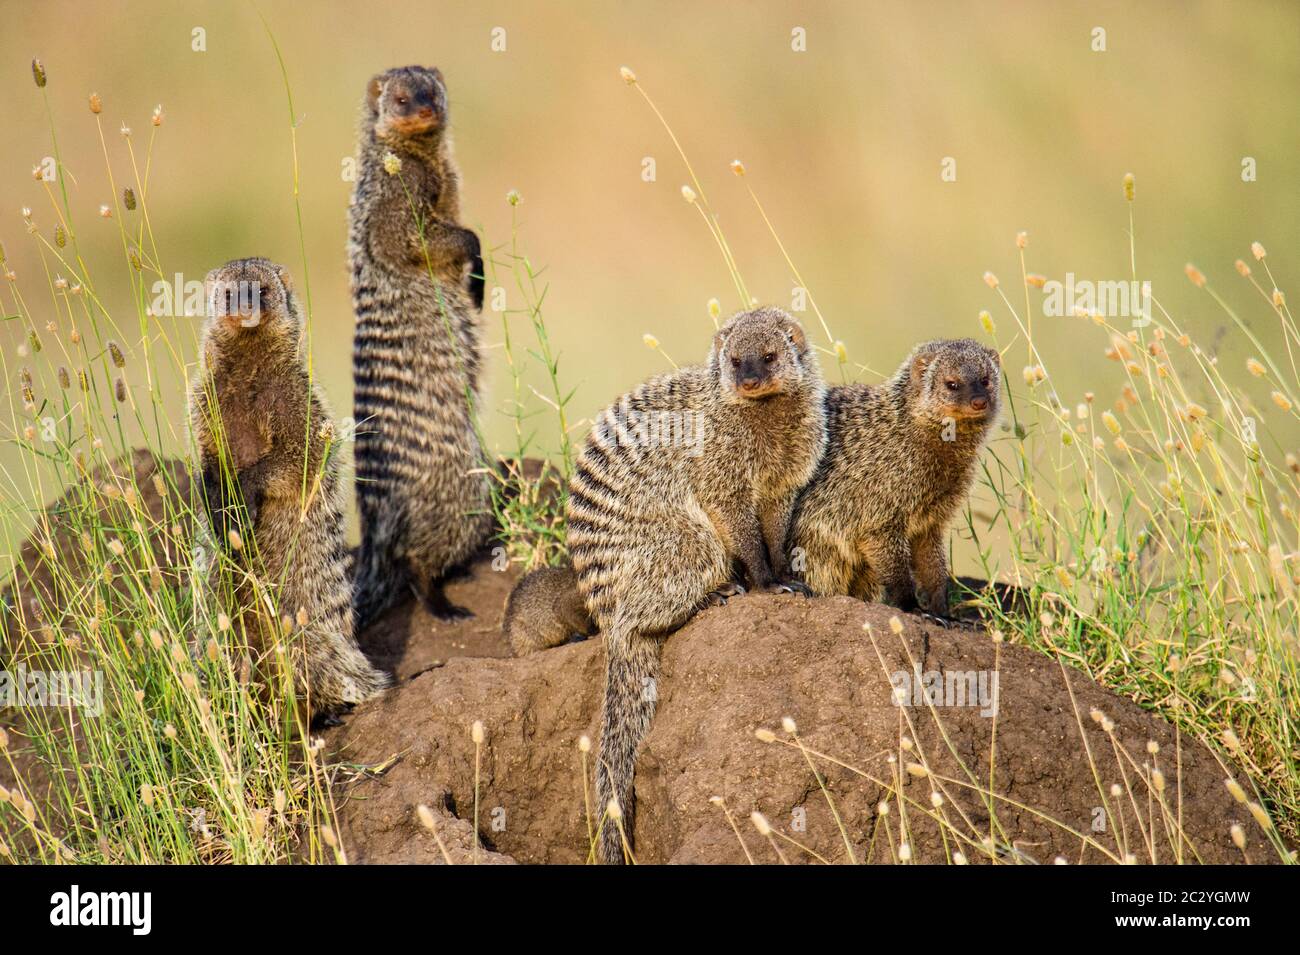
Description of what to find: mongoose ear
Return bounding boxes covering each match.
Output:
[366,75,384,112]
[910,351,933,388]
[270,262,294,297]
[712,328,729,362]
[783,319,808,357]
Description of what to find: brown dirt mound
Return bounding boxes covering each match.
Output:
[333,582,1255,865]
[1,453,1260,864]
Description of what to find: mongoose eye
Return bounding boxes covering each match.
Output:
[981,377,990,387]
[730,357,741,369]
[945,380,959,391]
[395,95,409,106]
[763,352,777,364]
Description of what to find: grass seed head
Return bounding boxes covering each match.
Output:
[32,58,47,88]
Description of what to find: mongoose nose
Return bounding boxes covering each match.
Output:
[418,106,434,119]
[970,396,989,411]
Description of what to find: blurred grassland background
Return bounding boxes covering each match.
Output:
[1,0,1298,570]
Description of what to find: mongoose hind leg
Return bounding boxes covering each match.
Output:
[418,576,474,621]
[860,533,916,609]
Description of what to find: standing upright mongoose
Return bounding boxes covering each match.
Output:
[562,307,826,863]
[190,257,389,720]
[349,65,492,628]
[790,338,1001,615]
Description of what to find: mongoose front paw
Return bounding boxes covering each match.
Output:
[704,581,746,606]
[916,585,951,617]
[765,579,813,597]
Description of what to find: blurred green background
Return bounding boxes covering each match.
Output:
[2,0,1298,569]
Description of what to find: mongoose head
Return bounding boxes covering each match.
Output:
[905,338,1002,425]
[366,66,448,141]
[202,257,301,345]
[711,307,813,402]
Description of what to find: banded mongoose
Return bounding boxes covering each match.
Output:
[189,257,389,720]
[349,65,493,627]
[790,338,1001,615]
[565,307,826,863]
[501,565,596,656]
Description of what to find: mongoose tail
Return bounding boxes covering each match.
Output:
[502,565,596,656]
[595,624,660,865]
[350,532,408,632]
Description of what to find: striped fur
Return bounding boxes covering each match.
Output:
[189,258,389,720]
[566,307,827,862]
[348,66,492,627]
[790,338,1001,614]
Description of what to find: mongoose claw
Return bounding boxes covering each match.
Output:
[704,581,747,606]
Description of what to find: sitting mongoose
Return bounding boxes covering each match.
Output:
[789,338,1001,615]
[189,257,389,721]
[349,65,492,628]
[563,307,826,863]
[501,565,596,656]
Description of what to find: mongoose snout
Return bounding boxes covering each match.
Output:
[369,66,447,139]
